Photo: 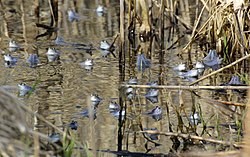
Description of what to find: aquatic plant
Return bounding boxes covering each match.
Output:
[63,129,75,157]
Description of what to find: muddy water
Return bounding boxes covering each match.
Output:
[0,0,246,156]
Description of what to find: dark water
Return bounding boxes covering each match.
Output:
[0,0,247,156]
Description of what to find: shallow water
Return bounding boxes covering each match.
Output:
[0,0,248,156]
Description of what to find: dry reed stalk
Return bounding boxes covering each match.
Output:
[200,96,245,107]
[48,0,57,27]
[20,0,31,59]
[87,95,96,157]
[119,0,126,83]
[182,0,249,59]
[34,131,40,157]
[192,92,243,116]
[120,0,125,43]
[0,1,10,38]
[191,90,246,107]
[242,76,250,156]
[189,53,250,85]
[190,0,208,42]
[199,0,210,11]
[139,130,242,148]
[159,0,165,50]
[34,0,39,22]
[123,85,250,90]
[165,92,172,132]
[181,4,223,52]
[138,0,150,35]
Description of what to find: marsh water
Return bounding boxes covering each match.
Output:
[0,0,248,156]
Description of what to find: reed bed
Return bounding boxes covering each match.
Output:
[121,0,250,156]
[182,0,249,60]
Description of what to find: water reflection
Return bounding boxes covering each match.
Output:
[46,48,60,62]
[96,5,105,16]
[8,40,20,52]
[144,106,163,121]
[80,107,97,119]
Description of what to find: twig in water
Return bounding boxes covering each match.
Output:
[195,94,246,107]
[139,130,242,148]
[122,84,250,90]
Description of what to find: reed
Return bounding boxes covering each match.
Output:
[139,130,242,148]
[243,77,250,156]
[181,0,250,61]
[123,84,250,90]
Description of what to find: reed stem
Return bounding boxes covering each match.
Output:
[122,85,250,90]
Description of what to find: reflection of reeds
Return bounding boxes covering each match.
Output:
[87,95,96,157]
[139,130,242,148]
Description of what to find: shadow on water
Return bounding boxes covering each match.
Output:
[0,0,249,156]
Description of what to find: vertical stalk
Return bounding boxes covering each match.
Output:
[128,0,131,77]
[48,0,58,27]
[118,0,125,152]
[120,0,125,44]
[88,95,96,157]
[243,89,250,155]
[159,0,165,52]
[34,0,40,23]
[20,0,29,58]
[119,0,125,82]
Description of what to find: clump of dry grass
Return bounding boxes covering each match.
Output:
[0,88,89,156]
[183,0,249,60]
[0,88,32,156]
[0,89,62,156]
